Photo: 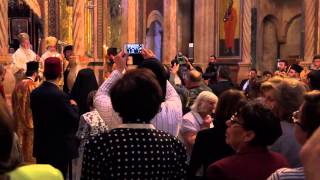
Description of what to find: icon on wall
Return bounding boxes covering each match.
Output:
[10,18,29,41]
[217,0,242,58]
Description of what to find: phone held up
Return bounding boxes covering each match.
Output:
[124,43,144,65]
[124,43,144,55]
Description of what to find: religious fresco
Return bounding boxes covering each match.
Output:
[217,0,241,58]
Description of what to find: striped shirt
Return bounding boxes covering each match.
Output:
[94,70,182,137]
[267,167,305,180]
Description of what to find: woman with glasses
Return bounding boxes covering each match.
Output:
[268,90,320,180]
[207,100,288,180]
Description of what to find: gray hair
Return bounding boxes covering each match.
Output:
[191,91,218,112]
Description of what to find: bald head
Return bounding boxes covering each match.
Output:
[189,70,202,83]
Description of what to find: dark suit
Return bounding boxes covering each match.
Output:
[188,126,234,179]
[239,79,249,91]
[30,81,79,176]
[209,80,234,97]
[207,147,289,180]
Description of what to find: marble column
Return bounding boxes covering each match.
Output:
[0,0,11,64]
[194,0,215,67]
[163,0,177,64]
[304,0,316,63]
[73,0,86,57]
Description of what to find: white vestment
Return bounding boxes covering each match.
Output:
[12,47,37,73]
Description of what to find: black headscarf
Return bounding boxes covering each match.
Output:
[70,68,98,115]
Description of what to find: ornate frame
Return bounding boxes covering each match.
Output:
[10,18,29,41]
[215,0,243,60]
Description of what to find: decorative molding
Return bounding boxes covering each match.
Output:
[0,0,9,56]
[97,0,103,58]
[242,0,252,64]
[48,0,57,36]
[304,0,315,62]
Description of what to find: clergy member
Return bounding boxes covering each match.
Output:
[12,33,39,82]
[40,36,64,88]
[12,61,39,163]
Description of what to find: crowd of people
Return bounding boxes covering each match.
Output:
[0,32,320,180]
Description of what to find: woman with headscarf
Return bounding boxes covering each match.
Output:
[70,68,98,115]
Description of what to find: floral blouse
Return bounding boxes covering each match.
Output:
[73,110,108,180]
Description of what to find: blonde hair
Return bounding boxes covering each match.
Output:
[261,77,308,122]
[45,36,58,48]
[191,91,218,112]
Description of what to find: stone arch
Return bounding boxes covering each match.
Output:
[146,10,163,29]
[284,14,302,39]
[146,10,163,61]
[281,14,302,59]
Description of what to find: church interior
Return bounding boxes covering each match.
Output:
[1,0,318,93]
[1,0,320,179]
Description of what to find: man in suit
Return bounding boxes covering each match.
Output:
[240,68,257,95]
[30,57,79,178]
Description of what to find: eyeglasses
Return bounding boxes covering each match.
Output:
[229,112,245,127]
[292,110,305,129]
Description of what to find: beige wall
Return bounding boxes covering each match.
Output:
[256,0,303,72]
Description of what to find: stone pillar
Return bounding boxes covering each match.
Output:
[121,0,137,45]
[194,0,215,67]
[73,0,86,57]
[40,0,49,54]
[163,0,177,64]
[0,0,11,64]
[304,0,316,63]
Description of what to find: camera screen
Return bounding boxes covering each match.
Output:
[125,44,143,54]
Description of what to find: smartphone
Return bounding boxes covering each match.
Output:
[124,43,144,55]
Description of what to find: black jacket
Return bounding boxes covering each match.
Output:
[30,81,79,161]
[209,80,234,97]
